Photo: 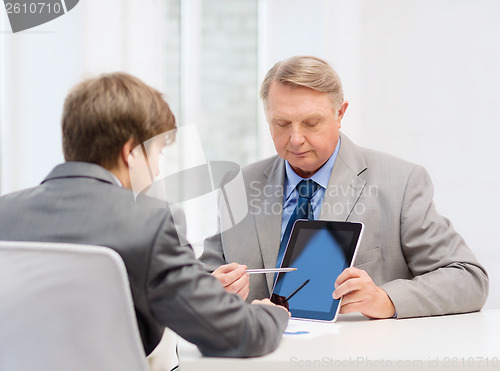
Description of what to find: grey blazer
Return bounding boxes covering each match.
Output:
[0,162,289,357]
[201,133,489,318]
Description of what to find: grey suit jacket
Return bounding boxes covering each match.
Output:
[0,162,289,357]
[201,133,489,318]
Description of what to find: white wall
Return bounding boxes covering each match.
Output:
[0,0,168,194]
[261,0,500,309]
[0,5,81,193]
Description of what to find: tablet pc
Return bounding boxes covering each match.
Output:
[271,220,364,322]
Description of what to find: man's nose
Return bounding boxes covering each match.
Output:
[289,125,305,146]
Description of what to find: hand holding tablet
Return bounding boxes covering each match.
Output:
[333,266,396,319]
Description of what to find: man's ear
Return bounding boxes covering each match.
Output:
[121,138,136,167]
[337,100,349,128]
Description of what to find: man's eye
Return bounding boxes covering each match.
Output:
[276,121,289,127]
[305,121,319,127]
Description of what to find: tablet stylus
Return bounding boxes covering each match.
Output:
[285,279,310,302]
[246,268,297,274]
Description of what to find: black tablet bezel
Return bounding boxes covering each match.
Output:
[271,219,364,322]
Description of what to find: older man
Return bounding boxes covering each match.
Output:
[201,56,488,319]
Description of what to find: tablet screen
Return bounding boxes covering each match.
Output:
[271,220,363,321]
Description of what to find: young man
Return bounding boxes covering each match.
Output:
[0,72,289,357]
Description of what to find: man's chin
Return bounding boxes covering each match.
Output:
[287,162,320,178]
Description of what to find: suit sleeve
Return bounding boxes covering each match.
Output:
[381,166,489,318]
[198,167,240,271]
[198,232,227,272]
[145,212,289,357]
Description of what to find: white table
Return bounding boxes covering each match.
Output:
[178,309,500,370]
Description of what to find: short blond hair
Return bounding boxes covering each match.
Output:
[62,72,176,169]
[260,56,344,109]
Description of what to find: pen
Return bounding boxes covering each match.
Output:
[285,279,310,302]
[246,267,297,274]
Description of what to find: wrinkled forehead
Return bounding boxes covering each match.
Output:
[264,81,339,112]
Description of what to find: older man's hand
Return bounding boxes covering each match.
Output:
[333,267,396,319]
[212,262,249,300]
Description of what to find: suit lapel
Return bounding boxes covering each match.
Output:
[319,133,367,221]
[254,157,285,291]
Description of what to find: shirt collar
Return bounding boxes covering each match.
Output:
[110,173,123,187]
[284,138,341,199]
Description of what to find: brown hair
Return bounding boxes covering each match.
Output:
[62,72,176,169]
[260,56,344,109]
